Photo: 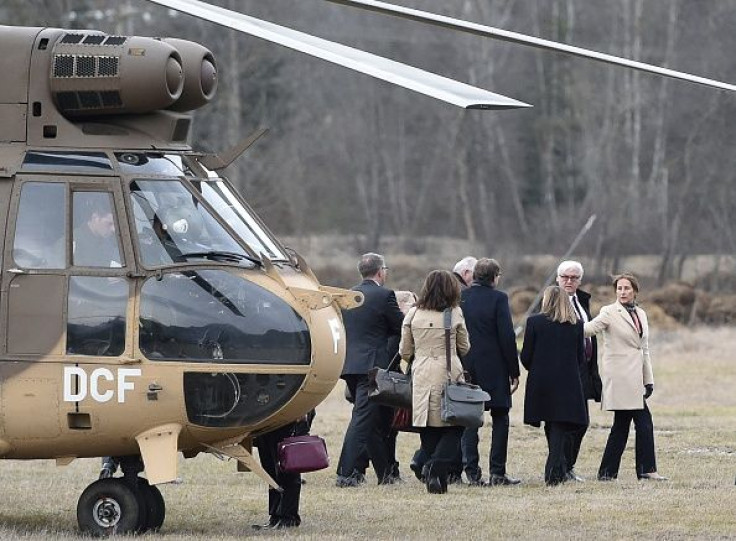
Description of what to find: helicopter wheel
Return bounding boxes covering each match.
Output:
[135,478,166,532]
[77,478,142,536]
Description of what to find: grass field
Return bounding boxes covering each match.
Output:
[0,328,735,539]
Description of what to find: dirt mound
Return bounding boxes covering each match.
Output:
[311,262,736,326]
[640,303,681,330]
[701,294,736,325]
[509,286,538,319]
[645,282,706,324]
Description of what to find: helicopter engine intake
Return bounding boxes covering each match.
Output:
[164,38,218,112]
[48,32,216,118]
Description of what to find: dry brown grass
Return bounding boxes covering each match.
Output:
[1,328,736,539]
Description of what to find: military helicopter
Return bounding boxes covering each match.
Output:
[1,0,735,536]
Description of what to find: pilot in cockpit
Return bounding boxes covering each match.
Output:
[72,193,122,268]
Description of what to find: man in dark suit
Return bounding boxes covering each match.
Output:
[461,258,521,486]
[556,260,602,482]
[336,253,405,487]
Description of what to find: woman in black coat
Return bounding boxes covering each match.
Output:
[521,286,588,485]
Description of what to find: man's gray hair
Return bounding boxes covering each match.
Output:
[358,252,385,278]
[557,260,584,279]
[453,256,478,275]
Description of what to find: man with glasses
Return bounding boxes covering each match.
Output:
[336,253,405,487]
[556,260,602,482]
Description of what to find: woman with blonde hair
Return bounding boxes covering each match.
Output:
[521,285,588,485]
[399,270,470,493]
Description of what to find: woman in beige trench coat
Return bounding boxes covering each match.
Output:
[584,273,667,481]
[400,270,469,493]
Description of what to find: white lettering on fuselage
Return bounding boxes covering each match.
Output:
[328,318,341,355]
[63,366,142,403]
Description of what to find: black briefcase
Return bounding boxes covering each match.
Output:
[367,354,412,408]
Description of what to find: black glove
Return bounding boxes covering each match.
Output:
[644,384,654,399]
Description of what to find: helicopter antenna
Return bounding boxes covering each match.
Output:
[144,0,530,110]
[325,0,736,94]
[199,128,269,172]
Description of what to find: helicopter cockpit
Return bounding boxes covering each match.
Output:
[9,147,314,429]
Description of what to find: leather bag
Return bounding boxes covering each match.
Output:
[367,354,412,408]
[391,406,420,432]
[277,435,330,473]
[439,308,490,428]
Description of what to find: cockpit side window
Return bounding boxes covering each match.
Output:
[72,191,124,268]
[13,181,66,269]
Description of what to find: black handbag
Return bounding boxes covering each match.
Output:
[367,353,412,408]
[439,308,490,428]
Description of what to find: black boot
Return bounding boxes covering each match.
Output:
[426,475,444,494]
[424,464,448,494]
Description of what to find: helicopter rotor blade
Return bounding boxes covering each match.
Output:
[144,0,531,110]
[325,0,736,94]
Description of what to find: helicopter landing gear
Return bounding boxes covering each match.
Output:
[136,478,166,532]
[77,456,166,536]
[77,478,141,536]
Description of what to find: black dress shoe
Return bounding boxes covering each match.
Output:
[426,475,446,494]
[638,472,668,481]
[252,518,300,530]
[489,473,521,486]
[410,460,425,482]
[335,475,360,487]
[378,473,403,485]
[251,521,279,531]
[446,472,463,485]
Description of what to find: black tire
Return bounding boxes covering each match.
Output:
[131,479,150,533]
[77,478,142,537]
[136,478,166,532]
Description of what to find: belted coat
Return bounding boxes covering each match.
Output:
[399,306,470,427]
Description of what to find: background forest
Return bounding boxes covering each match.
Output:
[4,0,736,287]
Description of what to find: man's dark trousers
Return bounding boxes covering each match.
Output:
[462,407,511,477]
[336,375,391,481]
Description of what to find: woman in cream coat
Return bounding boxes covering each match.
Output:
[400,270,469,493]
[584,273,667,481]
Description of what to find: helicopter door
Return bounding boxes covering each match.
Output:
[5,180,66,355]
[2,177,131,359]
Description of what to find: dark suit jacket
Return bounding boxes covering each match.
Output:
[340,280,404,377]
[460,283,520,409]
[520,314,588,427]
[576,289,603,402]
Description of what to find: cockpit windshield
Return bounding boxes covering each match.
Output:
[192,180,287,261]
[130,179,258,268]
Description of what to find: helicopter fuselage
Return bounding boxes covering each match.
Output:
[0,25,359,488]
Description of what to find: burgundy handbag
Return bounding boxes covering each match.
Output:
[391,407,420,433]
[277,435,330,473]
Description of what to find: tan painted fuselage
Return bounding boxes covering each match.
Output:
[0,25,360,487]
